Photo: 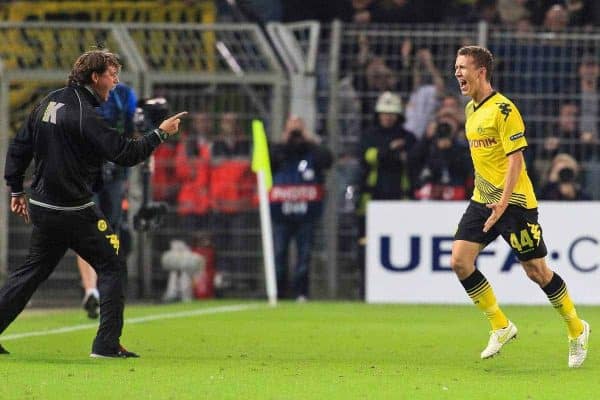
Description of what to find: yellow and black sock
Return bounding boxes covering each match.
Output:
[460,269,508,330]
[542,272,584,339]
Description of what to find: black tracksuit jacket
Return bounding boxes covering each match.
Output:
[4,84,163,207]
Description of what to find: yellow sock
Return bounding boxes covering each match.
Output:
[543,273,584,339]
[460,269,508,330]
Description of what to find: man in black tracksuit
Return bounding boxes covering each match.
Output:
[1,50,185,358]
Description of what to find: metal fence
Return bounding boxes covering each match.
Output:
[0,21,286,304]
[2,20,600,304]
[0,22,143,304]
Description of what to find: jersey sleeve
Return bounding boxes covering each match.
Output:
[80,103,162,167]
[4,110,35,194]
[497,101,527,155]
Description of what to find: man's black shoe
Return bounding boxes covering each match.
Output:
[90,345,140,358]
[82,292,100,319]
[0,344,9,354]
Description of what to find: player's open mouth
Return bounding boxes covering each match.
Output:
[458,79,467,90]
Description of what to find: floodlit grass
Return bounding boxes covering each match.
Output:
[0,300,597,399]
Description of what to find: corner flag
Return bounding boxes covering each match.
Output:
[251,119,272,190]
[251,119,277,305]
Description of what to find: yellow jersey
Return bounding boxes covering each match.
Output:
[465,91,537,209]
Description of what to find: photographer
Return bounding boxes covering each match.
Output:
[269,116,333,301]
[409,119,472,200]
[540,153,590,201]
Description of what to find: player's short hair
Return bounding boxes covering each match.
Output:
[68,50,121,86]
[457,46,494,82]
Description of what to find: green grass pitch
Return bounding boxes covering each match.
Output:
[0,300,596,399]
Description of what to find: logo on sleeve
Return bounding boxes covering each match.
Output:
[496,102,512,121]
[42,101,65,124]
[510,132,525,141]
[97,219,108,232]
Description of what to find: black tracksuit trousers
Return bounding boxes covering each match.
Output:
[0,203,126,354]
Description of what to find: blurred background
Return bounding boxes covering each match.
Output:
[1,0,599,306]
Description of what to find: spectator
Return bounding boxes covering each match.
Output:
[436,93,465,128]
[497,0,531,26]
[541,103,596,162]
[270,116,333,301]
[341,0,379,24]
[356,91,416,295]
[585,0,600,28]
[403,48,446,139]
[564,0,590,27]
[362,58,401,119]
[462,0,502,24]
[76,81,137,320]
[539,153,591,200]
[526,0,558,26]
[576,54,599,138]
[151,141,178,203]
[491,4,578,132]
[346,33,413,131]
[543,3,569,32]
[409,120,473,200]
[356,0,421,24]
[209,113,256,291]
[175,112,212,232]
[515,14,534,33]
[357,91,416,207]
[210,113,255,213]
[574,53,600,198]
[149,99,179,205]
[338,74,363,153]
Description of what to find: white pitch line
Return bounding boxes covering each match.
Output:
[1,303,264,341]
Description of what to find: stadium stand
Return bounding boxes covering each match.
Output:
[2,0,600,304]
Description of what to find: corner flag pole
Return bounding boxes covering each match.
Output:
[251,120,277,306]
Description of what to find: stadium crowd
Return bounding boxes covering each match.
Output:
[118,1,600,300]
[316,1,600,206]
[6,0,599,28]
[219,0,600,27]
[3,0,600,302]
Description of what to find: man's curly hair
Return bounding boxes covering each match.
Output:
[67,50,121,86]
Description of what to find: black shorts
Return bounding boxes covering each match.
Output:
[454,200,548,261]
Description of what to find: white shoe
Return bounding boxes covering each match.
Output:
[568,320,590,368]
[480,321,518,359]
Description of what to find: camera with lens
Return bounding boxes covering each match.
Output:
[133,97,169,134]
[133,97,170,232]
[435,122,453,139]
[133,202,168,231]
[558,167,576,183]
[288,129,305,142]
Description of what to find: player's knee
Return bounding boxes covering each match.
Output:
[521,259,551,285]
[450,254,470,276]
[524,268,543,284]
[525,268,550,287]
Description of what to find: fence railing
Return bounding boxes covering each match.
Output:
[0,21,286,303]
[2,20,599,303]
